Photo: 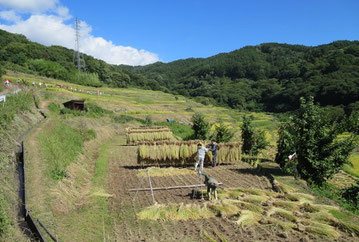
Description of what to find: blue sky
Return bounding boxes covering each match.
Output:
[0,0,358,65]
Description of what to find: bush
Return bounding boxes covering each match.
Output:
[48,102,61,114]
[144,115,153,127]
[212,122,235,143]
[85,103,112,117]
[191,113,209,140]
[275,97,357,185]
[27,59,69,80]
[155,121,194,140]
[113,114,145,124]
[241,115,268,156]
[342,180,359,209]
[80,129,97,141]
[69,71,102,87]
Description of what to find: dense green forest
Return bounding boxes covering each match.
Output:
[0,29,358,113]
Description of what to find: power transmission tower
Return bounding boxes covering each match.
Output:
[74,17,86,71]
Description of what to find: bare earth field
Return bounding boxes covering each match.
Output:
[107,137,357,242]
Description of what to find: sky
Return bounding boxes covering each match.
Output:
[0,0,358,66]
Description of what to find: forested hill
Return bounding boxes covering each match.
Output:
[130,42,359,112]
[0,29,358,112]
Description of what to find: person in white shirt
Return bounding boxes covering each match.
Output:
[195,143,209,172]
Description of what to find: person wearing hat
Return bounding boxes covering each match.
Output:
[195,143,209,172]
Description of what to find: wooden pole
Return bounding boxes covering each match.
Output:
[128,183,223,192]
[147,170,156,204]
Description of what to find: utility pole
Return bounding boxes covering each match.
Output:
[74,17,85,71]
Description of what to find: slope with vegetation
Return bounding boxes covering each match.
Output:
[1,29,358,114]
[0,72,357,241]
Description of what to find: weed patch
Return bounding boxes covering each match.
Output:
[0,194,10,238]
[39,120,84,180]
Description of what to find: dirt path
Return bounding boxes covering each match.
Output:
[24,118,51,216]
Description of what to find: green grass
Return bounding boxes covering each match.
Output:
[343,152,359,178]
[39,120,84,180]
[0,91,34,131]
[0,194,10,238]
[155,121,194,140]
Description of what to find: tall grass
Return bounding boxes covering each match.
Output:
[155,121,194,140]
[39,120,84,180]
[0,194,10,238]
[0,91,34,131]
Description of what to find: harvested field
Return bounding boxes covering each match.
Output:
[108,136,359,241]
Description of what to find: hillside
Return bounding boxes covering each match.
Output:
[0,73,358,241]
[0,29,358,113]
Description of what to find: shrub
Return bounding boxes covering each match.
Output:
[212,122,235,143]
[80,128,97,141]
[342,180,359,209]
[191,113,209,140]
[113,114,145,124]
[155,121,193,140]
[27,59,69,80]
[241,115,268,155]
[69,71,102,87]
[144,115,153,127]
[85,103,112,117]
[48,102,61,114]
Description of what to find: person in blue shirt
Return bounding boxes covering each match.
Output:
[207,140,217,167]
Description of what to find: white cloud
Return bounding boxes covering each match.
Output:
[0,10,21,22]
[0,0,58,13]
[0,13,159,65]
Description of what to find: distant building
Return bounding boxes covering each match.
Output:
[63,100,85,111]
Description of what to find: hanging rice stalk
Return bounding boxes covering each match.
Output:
[126,126,175,144]
[137,141,241,165]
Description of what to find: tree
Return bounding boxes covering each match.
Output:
[191,113,209,140]
[275,97,357,185]
[275,119,297,174]
[212,122,234,142]
[241,116,268,155]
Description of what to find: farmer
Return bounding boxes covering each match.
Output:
[207,140,218,167]
[195,143,209,172]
